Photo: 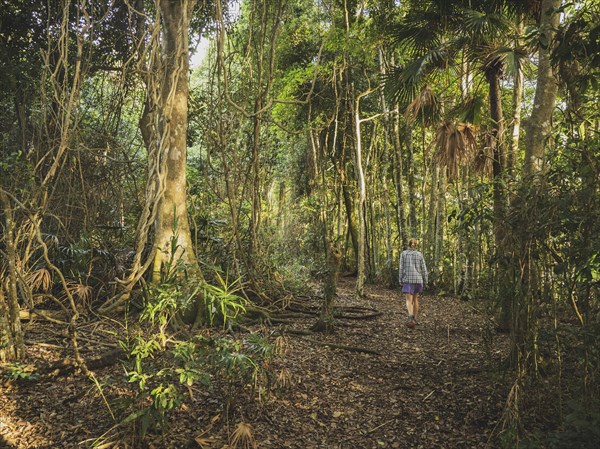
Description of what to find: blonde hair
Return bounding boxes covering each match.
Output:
[408,238,418,249]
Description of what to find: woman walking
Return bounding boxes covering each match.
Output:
[399,238,428,328]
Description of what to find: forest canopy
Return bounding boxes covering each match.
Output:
[1,0,599,447]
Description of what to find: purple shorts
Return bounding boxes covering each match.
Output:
[402,283,423,294]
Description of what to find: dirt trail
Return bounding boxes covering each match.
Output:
[0,278,510,449]
[253,277,510,449]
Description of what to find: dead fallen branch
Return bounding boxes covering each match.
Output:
[20,308,68,324]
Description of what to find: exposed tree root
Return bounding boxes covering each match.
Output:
[301,337,382,355]
[282,328,381,355]
[34,347,124,378]
[285,304,381,320]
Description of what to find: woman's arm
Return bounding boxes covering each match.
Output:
[399,252,404,283]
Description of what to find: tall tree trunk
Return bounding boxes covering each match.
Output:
[152,0,200,282]
[406,126,419,236]
[392,113,409,249]
[523,0,562,175]
[508,21,525,175]
[382,168,395,286]
[486,65,511,331]
[508,66,523,175]
[435,169,446,284]
[341,177,359,267]
[486,66,508,242]
[378,47,405,283]
[310,127,341,333]
[0,191,25,362]
[425,165,439,284]
[510,0,562,370]
[249,97,263,259]
[354,90,367,298]
[330,100,358,271]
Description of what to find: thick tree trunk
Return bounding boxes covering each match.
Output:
[511,0,562,370]
[151,0,200,284]
[0,191,25,362]
[523,0,562,175]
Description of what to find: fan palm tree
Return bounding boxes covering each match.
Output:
[386,0,530,222]
[384,0,535,327]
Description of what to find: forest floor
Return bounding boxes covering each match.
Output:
[0,277,514,449]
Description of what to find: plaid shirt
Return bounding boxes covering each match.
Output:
[399,249,428,285]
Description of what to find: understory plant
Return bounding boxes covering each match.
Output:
[97,239,278,446]
[115,329,278,445]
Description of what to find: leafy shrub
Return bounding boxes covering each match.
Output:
[108,267,275,445]
[203,271,247,328]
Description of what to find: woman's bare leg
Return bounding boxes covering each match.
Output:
[413,293,420,321]
[405,293,414,317]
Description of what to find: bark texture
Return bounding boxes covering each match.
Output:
[523,0,562,175]
[152,0,200,281]
[0,191,25,362]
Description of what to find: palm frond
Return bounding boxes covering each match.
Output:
[274,335,289,355]
[65,281,94,309]
[405,85,442,127]
[230,422,257,449]
[484,45,531,78]
[460,8,513,42]
[382,64,420,106]
[25,268,52,292]
[450,95,486,126]
[468,0,539,18]
[434,121,479,179]
[276,368,293,389]
[383,50,449,106]
[423,48,450,70]
[391,19,442,55]
[472,133,494,177]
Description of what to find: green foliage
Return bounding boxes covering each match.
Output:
[548,399,600,448]
[118,327,277,442]
[172,339,211,387]
[0,362,37,381]
[451,183,494,232]
[203,272,247,328]
[513,398,600,449]
[275,0,323,69]
[0,150,34,192]
[110,230,273,442]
